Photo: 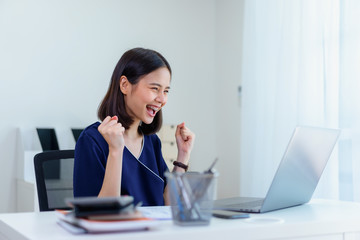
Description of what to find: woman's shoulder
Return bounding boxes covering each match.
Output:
[143,133,162,148]
[83,122,101,133]
[78,122,102,142]
[144,133,161,142]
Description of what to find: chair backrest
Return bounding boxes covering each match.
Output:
[71,128,84,142]
[34,150,75,211]
[36,128,60,151]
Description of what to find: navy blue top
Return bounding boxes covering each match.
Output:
[73,122,169,206]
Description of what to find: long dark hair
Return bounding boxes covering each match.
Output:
[97,48,172,135]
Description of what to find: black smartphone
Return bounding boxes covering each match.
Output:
[212,210,250,219]
[65,196,134,217]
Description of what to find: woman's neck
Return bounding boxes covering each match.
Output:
[124,121,143,158]
[124,121,142,140]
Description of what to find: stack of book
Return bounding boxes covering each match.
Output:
[56,196,159,234]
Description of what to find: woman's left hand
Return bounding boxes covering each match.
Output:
[175,122,195,165]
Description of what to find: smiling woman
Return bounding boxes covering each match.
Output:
[73,48,196,206]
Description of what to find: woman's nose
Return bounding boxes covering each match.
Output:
[156,92,166,103]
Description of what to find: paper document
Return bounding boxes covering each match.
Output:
[139,206,172,220]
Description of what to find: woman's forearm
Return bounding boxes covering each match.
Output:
[98,149,123,197]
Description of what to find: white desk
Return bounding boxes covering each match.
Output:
[1,199,360,240]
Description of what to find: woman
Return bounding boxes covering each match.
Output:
[73,47,195,206]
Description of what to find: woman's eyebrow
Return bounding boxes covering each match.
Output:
[149,83,170,89]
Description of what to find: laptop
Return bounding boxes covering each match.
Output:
[213,126,340,213]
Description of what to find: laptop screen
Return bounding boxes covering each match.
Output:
[261,126,340,212]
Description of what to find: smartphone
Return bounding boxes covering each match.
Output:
[65,196,134,217]
[212,210,250,219]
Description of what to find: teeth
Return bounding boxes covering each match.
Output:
[148,106,159,112]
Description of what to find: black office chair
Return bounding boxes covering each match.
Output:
[34,150,75,211]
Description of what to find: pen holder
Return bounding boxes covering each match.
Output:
[165,171,218,226]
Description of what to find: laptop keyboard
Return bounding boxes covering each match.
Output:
[227,199,264,212]
[213,197,265,213]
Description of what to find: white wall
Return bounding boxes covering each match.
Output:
[0,0,244,212]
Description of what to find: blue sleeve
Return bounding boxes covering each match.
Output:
[73,130,107,197]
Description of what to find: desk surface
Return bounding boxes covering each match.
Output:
[1,199,360,240]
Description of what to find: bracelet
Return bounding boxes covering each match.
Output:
[173,161,189,172]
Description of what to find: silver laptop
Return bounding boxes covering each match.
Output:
[213,126,340,213]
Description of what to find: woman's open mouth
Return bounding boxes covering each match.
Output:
[146,105,160,117]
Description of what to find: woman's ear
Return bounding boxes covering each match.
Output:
[119,76,129,94]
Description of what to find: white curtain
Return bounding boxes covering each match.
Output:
[240,0,360,200]
[338,0,360,201]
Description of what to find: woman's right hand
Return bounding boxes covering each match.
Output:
[98,116,125,152]
[98,116,125,197]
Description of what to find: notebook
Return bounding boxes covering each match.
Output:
[213,126,340,213]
